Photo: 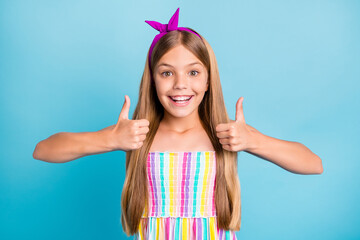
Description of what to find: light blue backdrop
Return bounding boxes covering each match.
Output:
[1,0,359,239]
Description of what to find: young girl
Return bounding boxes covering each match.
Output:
[33,7,323,240]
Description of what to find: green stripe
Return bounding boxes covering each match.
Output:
[192,152,201,217]
[174,218,180,240]
[226,229,230,239]
[160,152,166,217]
[203,218,208,239]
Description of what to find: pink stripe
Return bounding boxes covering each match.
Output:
[192,216,197,238]
[147,153,155,215]
[165,217,170,240]
[174,153,178,215]
[206,153,212,215]
[212,153,217,215]
[181,152,188,217]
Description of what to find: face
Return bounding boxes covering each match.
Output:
[153,44,209,119]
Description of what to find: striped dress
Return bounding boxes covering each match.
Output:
[135,151,238,240]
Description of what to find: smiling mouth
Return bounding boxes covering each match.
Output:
[169,96,193,102]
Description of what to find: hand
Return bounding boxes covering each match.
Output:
[215,97,253,152]
[107,95,150,152]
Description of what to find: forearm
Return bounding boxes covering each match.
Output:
[244,124,323,175]
[33,127,114,163]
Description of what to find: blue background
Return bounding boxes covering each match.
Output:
[1,0,359,239]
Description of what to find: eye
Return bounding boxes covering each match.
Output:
[160,70,199,77]
[190,70,199,76]
[161,71,172,77]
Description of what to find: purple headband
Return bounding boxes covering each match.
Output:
[145,7,202,71]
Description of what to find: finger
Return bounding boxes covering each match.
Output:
[135,138,144,148]
[219,137,234,145]
[235,97,245,122]
[137,119,150,127]
[216,130,231,139]
[222,144,230,151]
[132,135,145,144]
[131,119,150,129]
[140,134,147,141]
[119,95,130,120]
[137,126,150,135]
[135,134,147,142]
[216,123,232,132]
[235,97,245,123]
[133,141,143,149]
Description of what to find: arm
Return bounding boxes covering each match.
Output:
[33,124,116,163]
[244,124,323,175]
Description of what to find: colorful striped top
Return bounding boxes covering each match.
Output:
[135,151,238,240]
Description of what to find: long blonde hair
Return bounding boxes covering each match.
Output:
[120,28,241,236]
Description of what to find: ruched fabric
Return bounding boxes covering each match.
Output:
[134,151,238,240]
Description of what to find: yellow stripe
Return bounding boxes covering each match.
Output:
[209,217,217,240]
[201,152,210,215]
[138,219,143,240]
[142,196,148,217]
[182,218,188,239]
[169,153,174,216]
[156,218,160,239]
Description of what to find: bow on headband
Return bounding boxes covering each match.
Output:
[145,7,202,70]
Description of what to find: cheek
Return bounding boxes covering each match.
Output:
[154,83,171,101]
[154,80,166,93]
[194,79,208,92]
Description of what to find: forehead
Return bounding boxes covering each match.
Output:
[155,45,204,69]
[157,61,203,68]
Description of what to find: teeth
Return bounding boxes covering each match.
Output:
[171,96,191,101]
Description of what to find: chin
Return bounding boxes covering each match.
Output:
[166,107,198,118]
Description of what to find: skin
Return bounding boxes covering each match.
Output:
[150,44,323,175]
[33,43,323,174]
[150,44,214,152]
[216,97,323,174]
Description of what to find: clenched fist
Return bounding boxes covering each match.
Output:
[216,97,253,152]
[107,95,150,152]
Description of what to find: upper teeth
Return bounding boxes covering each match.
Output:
[171,96,191,100]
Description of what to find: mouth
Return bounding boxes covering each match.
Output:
[168,95,193,106]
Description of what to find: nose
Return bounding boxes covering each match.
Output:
[173,73,188,89]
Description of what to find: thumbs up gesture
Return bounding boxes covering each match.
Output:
[107,95,150,152]
[215,97,253,152]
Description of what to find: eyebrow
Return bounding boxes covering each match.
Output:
[156,61,202,68]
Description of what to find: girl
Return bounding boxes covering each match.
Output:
[33,7,323,240]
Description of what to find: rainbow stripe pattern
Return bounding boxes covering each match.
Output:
[135,151,238,240]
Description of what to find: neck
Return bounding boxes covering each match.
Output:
[160,109,202,134]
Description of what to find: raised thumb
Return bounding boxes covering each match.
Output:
[119,95,130,120]
[235,97,245,123]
